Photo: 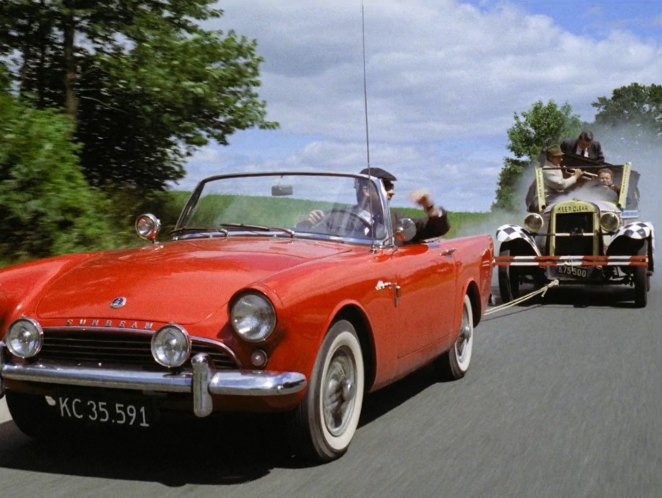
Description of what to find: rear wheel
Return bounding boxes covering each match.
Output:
[633,242,649,308]
[433,295,474,380]
[498,248,520,303]
[291,320,365,462]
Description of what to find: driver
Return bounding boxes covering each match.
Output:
[300,167,450,243]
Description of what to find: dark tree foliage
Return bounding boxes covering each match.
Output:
[0,0,277,192]
[592,83,662,143]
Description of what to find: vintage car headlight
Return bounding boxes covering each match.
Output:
[600,212,620,233]
[231,293,276,342]
[151,324,191,368]
[524,213,544,233]
[5,318,43,358]
[135,213,161,241]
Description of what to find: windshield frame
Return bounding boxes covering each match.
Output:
[173,171,395,246]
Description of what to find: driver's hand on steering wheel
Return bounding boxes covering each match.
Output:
[306,209,326,225]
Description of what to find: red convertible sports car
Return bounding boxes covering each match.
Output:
[0,171,493,462]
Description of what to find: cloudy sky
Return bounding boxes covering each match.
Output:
[181,0,662,212]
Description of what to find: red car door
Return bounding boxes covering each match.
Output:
[392,240,457,358]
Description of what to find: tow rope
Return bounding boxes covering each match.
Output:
[484,279,559,316]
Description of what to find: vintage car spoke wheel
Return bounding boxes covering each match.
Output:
[292,320,365,462]
[498,248,520,303]
[633,242,649,308]
[6,391,66,440]
[433,295,474,380]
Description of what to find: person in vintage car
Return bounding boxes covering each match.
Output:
[0,171,493,463]
[496,160,654,307]
[541,145,585,202]
[561,130,605,164]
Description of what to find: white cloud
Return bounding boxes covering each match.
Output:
[183,0,662,211]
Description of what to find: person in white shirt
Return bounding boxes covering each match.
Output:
[542,145,584,201]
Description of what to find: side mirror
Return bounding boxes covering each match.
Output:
[395,218,416,243]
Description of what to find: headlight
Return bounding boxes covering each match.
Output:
[600,212,620,233]
[5,318,43,358]
[135,213,161,241]
[524,213,544,233]
[151,324,191,368]
[231,293,276,342]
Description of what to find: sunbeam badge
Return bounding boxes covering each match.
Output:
[110,297,127,309]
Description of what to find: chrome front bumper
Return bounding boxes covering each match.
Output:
[0,350,307,417]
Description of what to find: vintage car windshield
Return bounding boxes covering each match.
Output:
[536,164,640,211]
[174,172,390,242]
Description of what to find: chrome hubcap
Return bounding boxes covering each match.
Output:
[323,347,356,436]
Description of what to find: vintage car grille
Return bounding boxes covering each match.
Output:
[553,212,595,256]
[35,330,237,370]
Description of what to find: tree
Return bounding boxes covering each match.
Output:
[0,1,277,192]
[0,90,120,261]
[593,83,662,130]
[492,100,581,212]
[592,83,662,148]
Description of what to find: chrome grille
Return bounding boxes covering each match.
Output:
[36,331,237,370]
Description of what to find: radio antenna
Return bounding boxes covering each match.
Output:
[361,1,371,170]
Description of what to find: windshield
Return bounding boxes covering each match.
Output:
[534,163,640,210]
[174,172,390,243]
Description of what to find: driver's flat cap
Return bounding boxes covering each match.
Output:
[359,167,397,182]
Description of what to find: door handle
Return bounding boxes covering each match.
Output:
[376,280,400,307]
[442,247,457,256]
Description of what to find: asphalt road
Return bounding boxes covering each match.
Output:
[0,274,660,497]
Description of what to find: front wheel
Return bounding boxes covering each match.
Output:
[291,320,365,462]
[633,242,649,307]
[434,295,474,380]
[498,248,520,303]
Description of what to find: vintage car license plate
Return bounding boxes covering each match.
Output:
[553,266,590,279]
[56,395,153,428]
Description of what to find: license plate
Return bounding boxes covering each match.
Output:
[553,266,590,279]
[55,395,153,428]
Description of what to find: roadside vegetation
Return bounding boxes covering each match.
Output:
[0,2,660,267]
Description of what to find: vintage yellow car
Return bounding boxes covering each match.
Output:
[495,162,654,307]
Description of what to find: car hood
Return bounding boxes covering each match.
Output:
[35,238,351,324]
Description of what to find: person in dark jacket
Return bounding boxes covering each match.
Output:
[360,167,450,242]
[561,130,605,164]
[300,167,450,242]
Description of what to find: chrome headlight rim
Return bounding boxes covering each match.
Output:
[150,324,192,368]
[230,292,277,343]
[135,213,161,241]
[5,317,43,359]
[600,211,621,233]
[524,213,544,233]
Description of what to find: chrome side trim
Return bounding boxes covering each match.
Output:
[0,354,307,417]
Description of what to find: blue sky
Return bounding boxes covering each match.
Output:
[180,0,662,212]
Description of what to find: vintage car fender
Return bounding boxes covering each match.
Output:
[607,221,654,245]
[606,221,655,271]
[495,224,541,256]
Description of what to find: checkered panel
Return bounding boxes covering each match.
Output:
[616,221,654,241]
[495,224,541,256]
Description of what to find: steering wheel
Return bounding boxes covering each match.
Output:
[323,209,372,235]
